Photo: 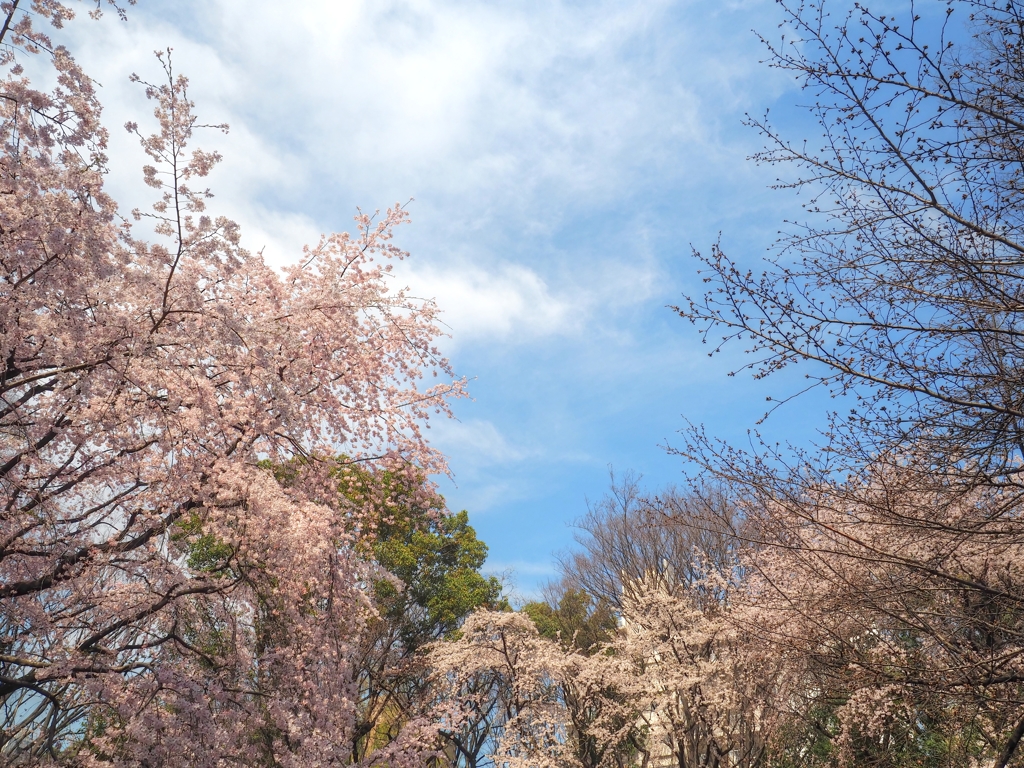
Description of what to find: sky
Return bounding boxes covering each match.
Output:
[59,0,842,599]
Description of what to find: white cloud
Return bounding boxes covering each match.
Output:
[430,418,528,465]
[46,2,783,330]
[405,262,578,342]
[62,0,773,258]
[36,0,809,598]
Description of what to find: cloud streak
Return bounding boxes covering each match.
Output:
[57,0,800,595]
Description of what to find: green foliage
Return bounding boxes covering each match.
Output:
[522,589,617,654]
[331,463,507,762]
[374,509,506,648]
[172,512,235,575]
[326,459,507,646]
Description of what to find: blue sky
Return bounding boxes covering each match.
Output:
[65,0,845,598]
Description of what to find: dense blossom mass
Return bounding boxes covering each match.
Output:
[672,0,1024,765]
[4,0,1024,767]
[0,1,471,764]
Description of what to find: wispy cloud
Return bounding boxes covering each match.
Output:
[430,418,528,465]
[58,0,802,597]
[69,0,782,269]
[407,263,578,342]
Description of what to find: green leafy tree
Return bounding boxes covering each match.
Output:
[374,509,507,649]
[335,465,507,760]
[522,589,618,656]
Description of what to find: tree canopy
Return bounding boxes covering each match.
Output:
[7,1,1024,767]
